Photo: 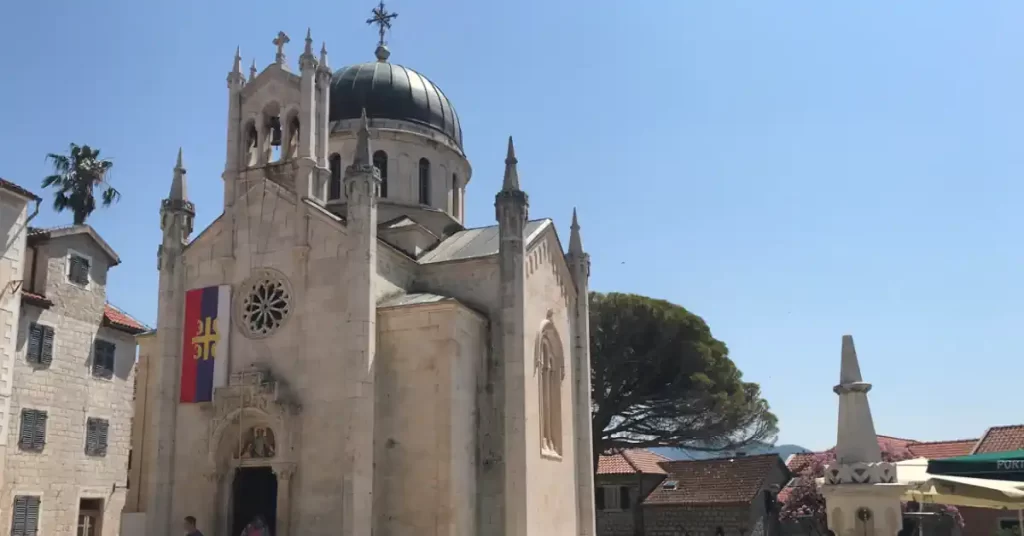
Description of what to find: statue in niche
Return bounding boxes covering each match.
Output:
[236,425,276,459]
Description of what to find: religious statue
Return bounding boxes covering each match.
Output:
[237,426,276,459]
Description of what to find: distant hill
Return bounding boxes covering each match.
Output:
[651,442,810,462]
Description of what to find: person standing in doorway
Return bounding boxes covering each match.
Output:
[183,516,204,536]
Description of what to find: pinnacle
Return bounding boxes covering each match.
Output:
[168,148,187,201]
[319,42,329,68]
[568,207,584,255]
[839,334,864,385]
[502,136,520,191]
[304,28,314,56]
[232,46,242,73]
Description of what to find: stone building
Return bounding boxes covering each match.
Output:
[0,179,41,488]
[0,178,147,536]
[595,449,789,536]
[130,10,596,536]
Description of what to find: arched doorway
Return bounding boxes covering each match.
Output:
[232,465,278,535]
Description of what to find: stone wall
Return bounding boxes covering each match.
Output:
[0,192,30,488]
[643,505,754,536]
[2,234,136,535]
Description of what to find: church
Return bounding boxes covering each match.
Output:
[130,5,597,536]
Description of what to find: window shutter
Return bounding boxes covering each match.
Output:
[97,419,109,456]
[32,411,47,450]
[24,496,39,536]
[619,486,631,509]
[595,487,605,511]
[26,324,42,363]
[18,410,35,449]
[40,327,54,366]
[12,495,27,536]
[85,418,97,455]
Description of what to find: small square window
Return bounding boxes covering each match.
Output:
[68,254,90,285]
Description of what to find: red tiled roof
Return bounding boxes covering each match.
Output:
[644,454,784,506]
[0,178,40,201]
[103,303,149,334]
[908,439,977,459]
[973,425,1024,454]
[597,449,669,475]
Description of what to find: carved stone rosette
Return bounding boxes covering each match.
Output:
[823,461,897,485]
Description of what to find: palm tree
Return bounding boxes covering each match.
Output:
[41,143,120,225]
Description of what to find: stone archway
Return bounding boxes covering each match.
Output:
[205,370,301,536]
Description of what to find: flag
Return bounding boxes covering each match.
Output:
[180,285,230,403]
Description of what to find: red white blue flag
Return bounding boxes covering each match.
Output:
[179,285,230,403]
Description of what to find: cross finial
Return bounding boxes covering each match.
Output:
[273,31,290,65]
[366,2,398,48]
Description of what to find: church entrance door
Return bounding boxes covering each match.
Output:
[232,466,278,535]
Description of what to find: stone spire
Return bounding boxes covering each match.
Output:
[832,335,882,465]
[249,59,258,81]
[169,148,187,201]
[226,46,243,87]
[502,136,521,191]
[300,28,317,71]
[568,208,583,255]
[319,42,330,71]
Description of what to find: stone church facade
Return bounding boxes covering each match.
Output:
[131,20,596,536]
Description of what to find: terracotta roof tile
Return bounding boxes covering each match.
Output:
[597,449,669,475]
[973,425,1024,454]
[643,454,783,506]
[20,290,53,308]
[103,303,149,335]
[0,178,39,201]
[908,439,977,459]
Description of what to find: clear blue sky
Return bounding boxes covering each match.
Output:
[2,0,1022,451]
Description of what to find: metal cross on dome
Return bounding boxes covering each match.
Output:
[366,1,398,47]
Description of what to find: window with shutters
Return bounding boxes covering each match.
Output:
[92,340,115,379]
[11,495,40,536]
[67,252,90,286]
[596,486,632,511]
[85,418,109,457]
[25,323,54,367]
[17,409,47,451]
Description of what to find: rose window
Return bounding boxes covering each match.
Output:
[238,271,292,338]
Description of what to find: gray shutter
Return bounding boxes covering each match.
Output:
[18,410,35,449]
[85,418,97,455]
[40,327,54,366]
[26,324,42,363]
[97,419,109,456]
[12,495,27,536]
[32,411,47,450]
[24,496,39,536]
